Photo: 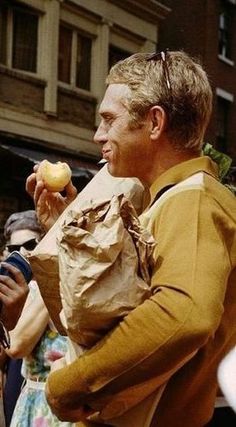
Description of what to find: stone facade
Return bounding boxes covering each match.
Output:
[0,0,169,246]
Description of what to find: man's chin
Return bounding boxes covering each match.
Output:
[107,164,131,178]
[107,163,117,176]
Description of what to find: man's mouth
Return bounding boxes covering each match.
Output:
[102,149,112,161]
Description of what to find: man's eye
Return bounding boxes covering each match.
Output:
[104,116,113,124]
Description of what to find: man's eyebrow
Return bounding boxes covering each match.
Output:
[99,111,114,118]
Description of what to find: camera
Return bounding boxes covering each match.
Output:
[0,251,32,284]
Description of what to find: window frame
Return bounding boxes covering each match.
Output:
[58,21,94,95]
[0,2,41,77]
[218,0,235,64]
[216,88,234,154]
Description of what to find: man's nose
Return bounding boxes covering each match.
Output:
[94,123,107,145]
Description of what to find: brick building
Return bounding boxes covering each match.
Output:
[0,0,169,246]
[158,0,236,164]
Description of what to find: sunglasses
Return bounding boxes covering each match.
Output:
[147,50,171,91]
[6,238,38,253]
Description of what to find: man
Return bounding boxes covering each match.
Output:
[26,50,236,427]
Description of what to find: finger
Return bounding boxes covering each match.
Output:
[0,262,27,288]
[37,188,56,213]
[64,181,78,203]
[63,406,95,422]
[34,183,47,206]
[0,278,28,308]
[25,172,37,198]
[49,406,93,423]
[0,290,19,305]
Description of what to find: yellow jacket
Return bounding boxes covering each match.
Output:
[48,156,236,427]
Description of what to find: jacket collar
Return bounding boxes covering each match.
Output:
[149,156,219,205]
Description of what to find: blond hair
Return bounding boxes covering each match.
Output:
[106,51,213,151]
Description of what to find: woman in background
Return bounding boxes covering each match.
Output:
[3,210,74,427]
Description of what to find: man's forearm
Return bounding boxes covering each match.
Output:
[46,289,210,413]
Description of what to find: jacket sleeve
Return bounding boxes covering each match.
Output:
[47,189,230,413]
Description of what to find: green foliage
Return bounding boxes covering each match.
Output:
[203,143,232,180]
[203,143,236,195]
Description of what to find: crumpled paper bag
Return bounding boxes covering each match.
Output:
[58,194,156,346]
[29,164,147,334]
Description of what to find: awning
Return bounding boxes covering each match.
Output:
[0,142,99,179]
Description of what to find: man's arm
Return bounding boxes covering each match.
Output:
[46,190,230,420]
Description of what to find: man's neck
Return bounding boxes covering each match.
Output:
[146,144,200,187]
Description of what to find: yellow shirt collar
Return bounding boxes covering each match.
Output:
[150,156,219,205]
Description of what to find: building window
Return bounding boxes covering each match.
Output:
[109,45,130,69]
[76,35,91,91]
[12,8,38,72]
[58,26,72,84]
[218,0,235,59]
[216,96,230,153]
[58,24,92,91]
[0,6,7,65]
[0,3,38,73]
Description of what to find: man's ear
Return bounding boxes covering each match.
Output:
[149,106,167,140]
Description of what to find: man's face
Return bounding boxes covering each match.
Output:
[94,84,152,182]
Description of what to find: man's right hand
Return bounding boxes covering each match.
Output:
[25,164,77,231]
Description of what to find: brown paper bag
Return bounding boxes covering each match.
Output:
[29,165,147,334]
[58,194,155,346]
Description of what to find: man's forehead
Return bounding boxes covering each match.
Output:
[99,83,130,113]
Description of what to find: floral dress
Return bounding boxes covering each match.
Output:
[10,320,74,427]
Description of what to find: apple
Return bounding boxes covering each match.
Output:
[37,160,72,192]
